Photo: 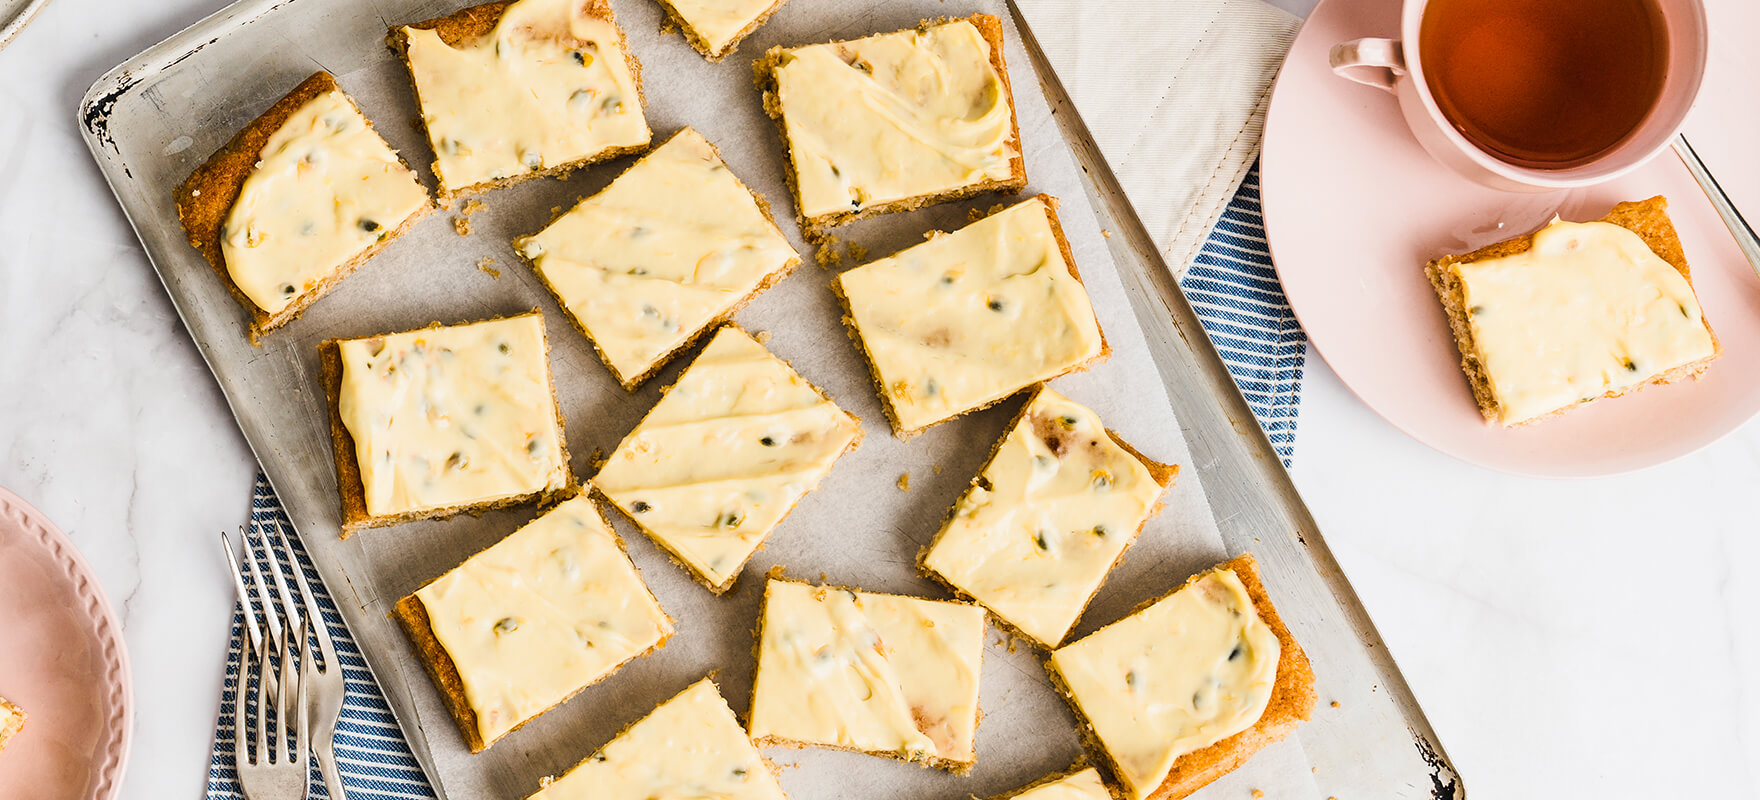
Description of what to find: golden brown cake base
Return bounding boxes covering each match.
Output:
[1046,554,1315,800]
[388,0,651,202]
[174,71,434,344]
[754,14,1027,240]
[320,310,574,536]
[1425,195,1721,426]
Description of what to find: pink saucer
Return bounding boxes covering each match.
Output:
[1262,0,1760,477]
[0,487,131,800]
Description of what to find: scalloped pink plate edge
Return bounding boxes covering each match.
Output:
[0,486,132,800]
[1261,0,1760,478]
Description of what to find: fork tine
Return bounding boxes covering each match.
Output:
[244,526,285,653]
[227,525,283,718]
[255,616,272,763]
[221,529,265,654]
[277,619,299,765]
[273,518,337,672]
[259,518,306,736]
[274,518,341,800]
[262,525,303,642]
[292,617,311,768]
[233,634,250,768]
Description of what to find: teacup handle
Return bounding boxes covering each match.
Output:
[1329,38,1407,93]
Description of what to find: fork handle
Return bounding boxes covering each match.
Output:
[314,722,347,800]
[1673,134,1760,280]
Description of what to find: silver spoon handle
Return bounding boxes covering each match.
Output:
[1673,134,1760,281]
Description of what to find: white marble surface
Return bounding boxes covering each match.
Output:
[0,0,1757,799]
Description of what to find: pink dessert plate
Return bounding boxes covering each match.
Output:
[1261,0,1760,477]
[0,486,132,800]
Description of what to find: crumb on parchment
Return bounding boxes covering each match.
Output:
[815,236,844,269]
[451,199,487,235]
[814,236,872,268]
[896,473,910,491]
[478,257,499,278]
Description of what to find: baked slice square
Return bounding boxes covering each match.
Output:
[528,678,789,800]
[594,326,861,592]
[834,195,1108,435]
[655,0,791,60]
[1047,554,1314,800]
[921,387,1177,649]
[748,578,987,772]
[757,14,1026,237]
[176,71,432,342]
[0,695,24,752]
[322,312,572,533]
[392,0,652,199]
[514,127,800,388]
[1426,196,1720,426]
[986,765,1112,800]
[393,494,672,751]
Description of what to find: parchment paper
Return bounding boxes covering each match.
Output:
[85,0,1326,797]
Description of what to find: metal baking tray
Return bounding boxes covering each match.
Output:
[79,0,1462,797]
[0,0,53,50]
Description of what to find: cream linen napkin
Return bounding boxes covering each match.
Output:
[1014,0,1299,276]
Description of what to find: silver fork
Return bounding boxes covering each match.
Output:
[1674,134,1760,280]
[227,594,311,800]
[223,520,350,800]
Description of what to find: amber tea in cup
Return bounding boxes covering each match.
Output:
[1418,0,1669,169]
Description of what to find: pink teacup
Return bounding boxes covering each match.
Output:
[1328,0,1707,192]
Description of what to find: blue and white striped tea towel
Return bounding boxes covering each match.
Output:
[201,171,1306,800]
[1185,166,1304,464]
